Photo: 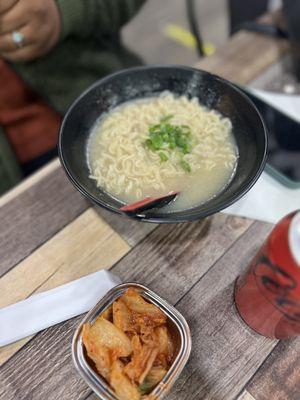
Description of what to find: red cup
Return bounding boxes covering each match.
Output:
[235,211,300,339]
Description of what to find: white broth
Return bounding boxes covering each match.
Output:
[88,91,238,212]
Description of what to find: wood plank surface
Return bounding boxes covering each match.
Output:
[0,164,156,282]
[247,337,300,400]
[164,222,276,400]
[237,390,257,400]
[0,317,89,400]
[0,158,60,208]
[0,208,130,367]
[94,207,157,247]
[0,165,157,280]
[86,395,98,400]
[0,166,90,278]
[0,175,157,367]
[0,214,261,400]
[111,214,254,303]
[0,208,130,309]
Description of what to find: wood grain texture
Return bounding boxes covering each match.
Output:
[0,208,130,308]
[0,317,90,400]
[236,390,256,400]
[85,394,98,400]
[0,161,156,281]
[111,214,253,304]
[0,339,30,372]
[94,207,157,247]
[0,214,255,400]
[0,158,60,208]
[247,337,300,400]
[0,208,130,366]
[0,165,90,278]
[166,221,276,400]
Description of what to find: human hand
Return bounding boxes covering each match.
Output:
[0,0,61,62]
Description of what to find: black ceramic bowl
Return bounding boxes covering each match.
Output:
[59,65,267,223]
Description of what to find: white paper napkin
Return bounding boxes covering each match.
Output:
[223,171,300,224]
[0,270,121,347]
[222,88,300,224]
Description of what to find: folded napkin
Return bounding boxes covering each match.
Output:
[223,170,300,224]
[0,270,121,347]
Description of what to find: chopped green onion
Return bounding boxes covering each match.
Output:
[159,152,168,162]
[151,134,164,150]
[182,143,191,154]
[144,115,193,172]
[180,159,192,173]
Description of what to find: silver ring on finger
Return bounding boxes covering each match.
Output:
[12,31,25,49]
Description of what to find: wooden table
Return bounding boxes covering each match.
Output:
[0,19,299,400]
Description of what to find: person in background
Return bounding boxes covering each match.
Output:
[0,0,146,194]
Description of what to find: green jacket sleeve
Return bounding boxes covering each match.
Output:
[56,0,146,40]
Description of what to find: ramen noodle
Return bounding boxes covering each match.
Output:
[88,91,238,211]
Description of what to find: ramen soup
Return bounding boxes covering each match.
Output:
[88,92,238,212]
